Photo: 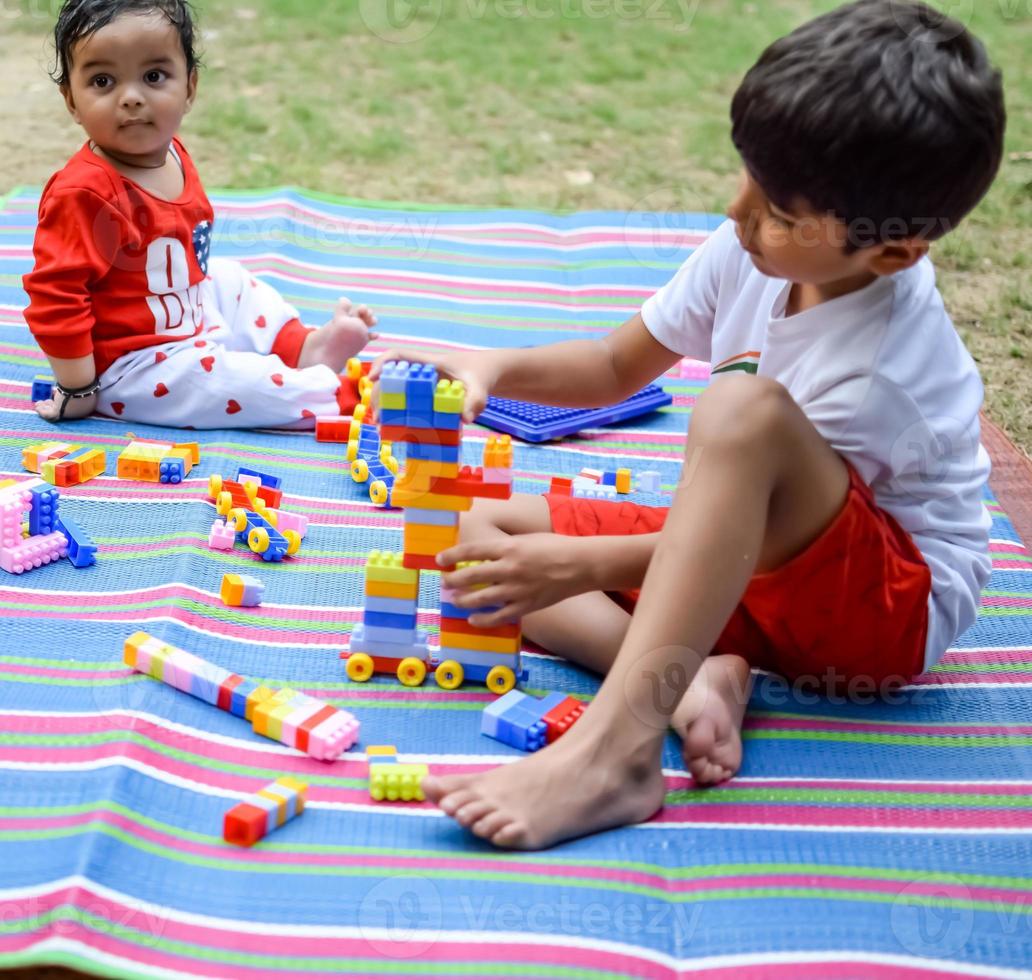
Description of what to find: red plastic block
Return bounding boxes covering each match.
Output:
[549,477,573,495]
[222,802,268,847]
[380,425,462,447]
[315,416,352,443]
[439,616,521,639]
[541,695,586,743]
[217,674,245,712]
[402,553,444,571]
[429,467,513,500]
[295,703,337,755]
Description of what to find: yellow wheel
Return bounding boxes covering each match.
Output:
[215,490,233,516]
[248,527,270,553]
[369,480,389,505]
[260,508,279,527]
[226,507,249,532]
[208,474,223,498]
[353,404,367,423]
[434,660,464,690]
[241,479,259,501]
[345,357,363,380]
[346,652,374,682]
[351,458,370,483]
[345,441,359,462]
[358,376,373,398]
[485,665,516,695]
[282,529,302,556]
[397,657,427,687]
[383,455,399,475]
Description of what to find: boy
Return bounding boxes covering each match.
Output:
[371,0,1006,849]
[24,0,375,428]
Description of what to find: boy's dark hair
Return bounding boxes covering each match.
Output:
[51,0,199,87]
[730,0,1006,250]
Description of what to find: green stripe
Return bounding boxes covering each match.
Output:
[743,729,1032,747]
[711,361,758,375]
[666,787,1032,808]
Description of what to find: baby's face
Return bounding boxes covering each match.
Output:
[61,11,196,166]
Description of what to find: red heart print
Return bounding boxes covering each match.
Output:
[154,351,167,364]
[111,402,125,415]
[153,383,169,397]
[201,356,215,373]
[301,409,315,419]
[226,399,242,415]
[194,340,206,348]
[271,374,284,387]
[255,315,267,328]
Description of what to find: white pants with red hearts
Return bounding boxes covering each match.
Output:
[97,258,345,429]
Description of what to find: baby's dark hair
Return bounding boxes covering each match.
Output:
[51,0,199,87]
[730,0,1006,250]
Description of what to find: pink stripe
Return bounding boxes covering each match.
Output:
[0,663,125,681]
[980,596,1032,609]
[940,648,1032,665]
[988,560,1032,571]
[746,718,1032,737]
[916,671,1032,685]
[992,541,1029,555]
[728,777,1032,796]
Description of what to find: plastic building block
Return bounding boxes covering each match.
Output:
[615,468,633,494]
[315,416,352,442]
[476,384,672,442]
[483,435,513,470]
[480,690,585,752]
[208,519,236,551]
[637,470,662,493]
[118,439,199,483]
[549,476,573,495]
[23,441,77,473]
[43,447,106,487]
[28,485,60,536]
[579,468,604,484]
[55,515,97,568]
[237,467,281,490]
[223,776,308,846]
[124,632,359,759]
[31,375,55,403]
[220,573,265,607]
[367,745,428,802]
[273,510,308,539]
[572,484,618,501]
[0,531,68,574]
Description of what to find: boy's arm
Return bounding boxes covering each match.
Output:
[438,529,661,627]
[372,313,681,420]
[35,354,99,421]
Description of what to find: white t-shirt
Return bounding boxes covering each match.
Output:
[641,219,992,670]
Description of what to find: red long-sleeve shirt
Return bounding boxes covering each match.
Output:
[23,138,215,376]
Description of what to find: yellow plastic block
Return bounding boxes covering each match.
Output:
[615,468,632,494]
[277,775,309,813]
[365,551,421,586]
[252,688,299,737]
[403,523,460,550]
[433,379,466,415]
[367,744,398,758]
[0,479,16,490]
[365,579,420,600]
[381,391,406,411]
[257,785,290,825]
[245,685,276,722]
[123,631,152,669]
[390,486,473,512]
[439,631,522,654]
[483,435,513,469]
[401,459,459,481]
[265,695,304,743]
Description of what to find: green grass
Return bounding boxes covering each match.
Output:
[8,0,1032,450]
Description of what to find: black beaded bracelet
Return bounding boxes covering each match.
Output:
[54,378,100,421]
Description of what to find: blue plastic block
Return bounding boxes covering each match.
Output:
[406,442,460,463]
[31,375,55,402]
[348,624,430,660]
[158,457,185,484]
[436,648,521,670]
[600,471,617,486]
[363,609,419,632]
[238,512,289,561]
[404,364,438,416]
[379,361,411,395]
[361,624,421,646]
[457,661,528,687]
[483,692,548,751]
[364,596,420,616]
[433,411,463,430]
[28,485,60,535]
[230,678,259,718]
[237,467,281,490]
[378,408,434,428]
[55,516,97,568]
[439,601,504,621]
[476,383,672,442]
[365,461,395,483]
[404,508,459,527]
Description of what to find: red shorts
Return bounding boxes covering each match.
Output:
[545,464,931,690]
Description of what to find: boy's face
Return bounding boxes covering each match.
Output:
[726,170,921,287]
[61,12,197,167]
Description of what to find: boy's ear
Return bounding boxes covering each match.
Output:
[184,68,198,113]
[867,240,929,277]
[60,84,82,124]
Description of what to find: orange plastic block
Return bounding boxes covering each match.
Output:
[365,579,420,600]
[549,476,573,495]
[438,631,521,654]
[403,523,460,551]
[483,435,513,469]
[439,616,521,639]
[390,485,473,512]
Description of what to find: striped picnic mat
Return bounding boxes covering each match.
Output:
[0,187,1030,979]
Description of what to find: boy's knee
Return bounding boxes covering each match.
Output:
[689,375,795,451]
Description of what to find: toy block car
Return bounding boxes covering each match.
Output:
[223,508,300,562]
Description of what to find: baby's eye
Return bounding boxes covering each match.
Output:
[90,74,113,89]
[144,69,167,84]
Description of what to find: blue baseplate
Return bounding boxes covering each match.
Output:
[475,384,672,442]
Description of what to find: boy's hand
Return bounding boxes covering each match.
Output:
[369,347,493,422]
[35,389,97,422]
[437,534,591,627]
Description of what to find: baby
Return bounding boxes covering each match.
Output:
[24,0,375,429]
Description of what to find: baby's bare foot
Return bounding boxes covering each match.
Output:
[422,721,667,850]
[298,297,378,372]
[672,654,752,785]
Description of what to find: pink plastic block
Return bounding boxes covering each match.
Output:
[208,519,236,551]
[0,531,68,574]
[273,511,308,538]
[481,467,512,486]
[308,710,361,760]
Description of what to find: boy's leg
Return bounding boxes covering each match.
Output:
[461,496,634,674]
[423,374,851,849]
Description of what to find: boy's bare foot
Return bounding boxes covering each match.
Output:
[297,297,378,372]
[671,653,752,785]
[422,719,667,849]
